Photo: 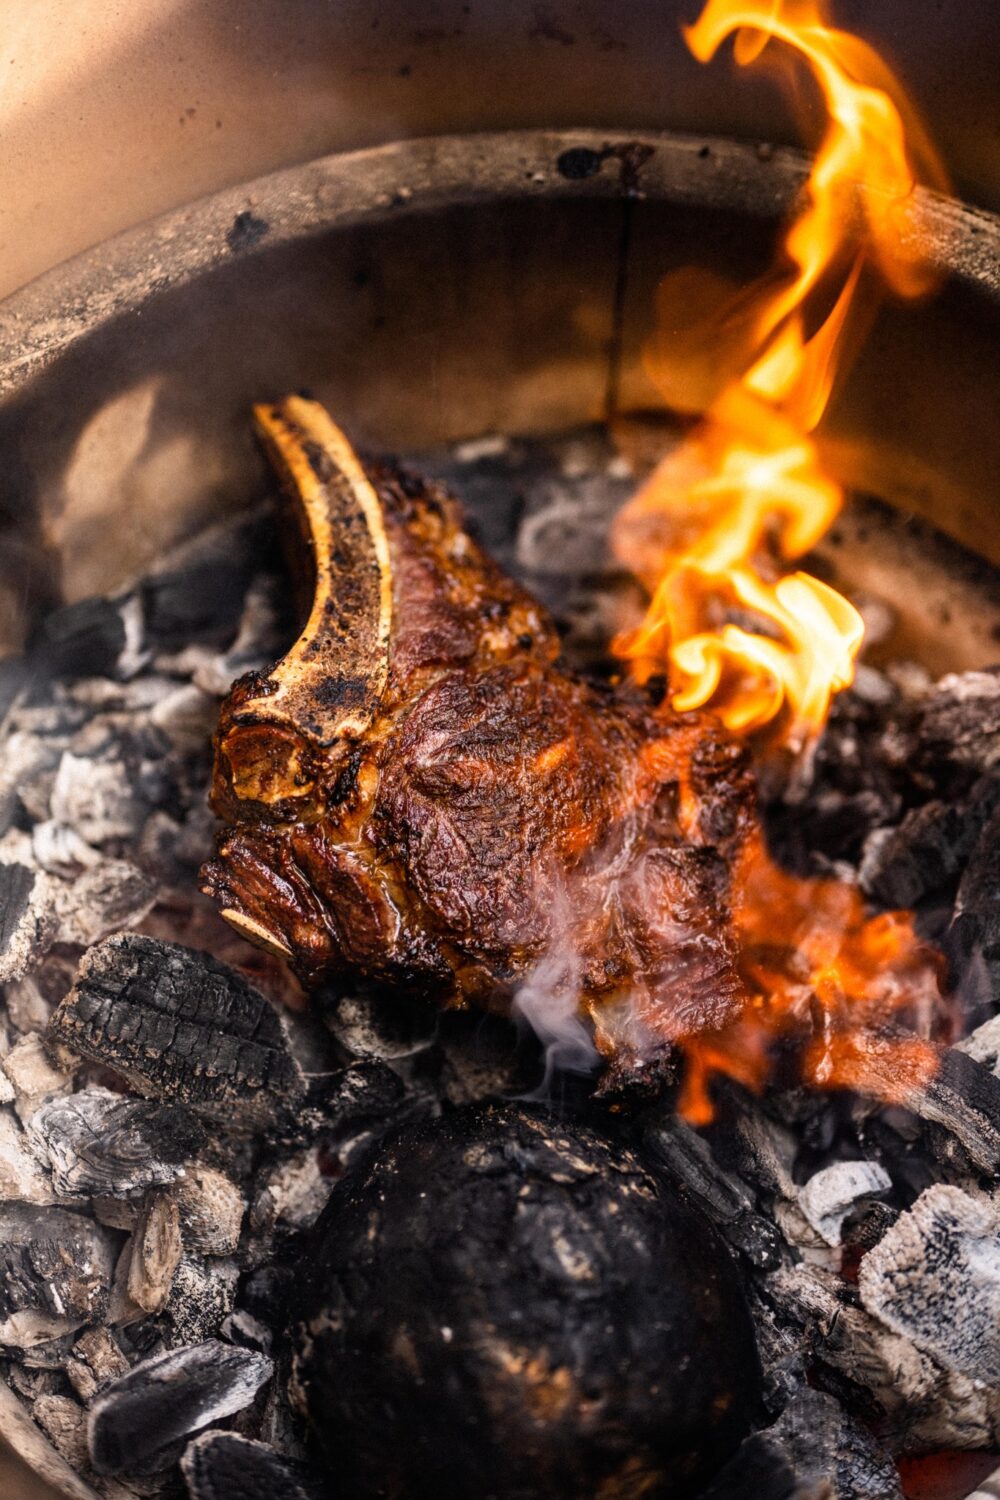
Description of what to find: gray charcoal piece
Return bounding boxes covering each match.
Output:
[860,778,1000,908]
[953,804,1000,961]
[0,862,56,984]
[699,1388,903,1500]
[51,859,157,950]
[0,1203,116,1345]
[797,1160,892,1247]
[0,1109,55,1204]
[181,1431,323,1500]
[163,1256,240,1346]
[911,1047,1000,1175]
[88,1339,273,1478]
[859,1183,1000,1386]
[49,752,148,845]
[48,935,305,1125]
[32,595,130,680]
[29,1088,205,1198]
[918,668,1000,777]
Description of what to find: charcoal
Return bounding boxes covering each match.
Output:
[66,1326,130,1402]
[322,988,437,1062]
[0,1108,55,1204]
[29,1088,204,1199]
[220,1309,272,1355]
[859,1183,1000,1385]
[5,972,57,1033]
[87,1339,273,1477]
[171,1165,245,1257]
[31,596,131,680]
[860,776,1000,907]
[0,1203,116,1344]
[294,1102,762,1500]
[646,1116,784,1271]
[699,1388,903,1500]
[148,684,219,754]
[250,1144,337,1237]
[0,862,55,983]
[951,802,1000,970]
[0,1377,103,1500]
[48,936,305,1126]
[855,1043,1000,1176]
[50,858,157,950]
[32,1392,91,1475]
[2,1033,75,1122]
[49,751,148,845]
[181,1431,323,1500]
[797,1160,892,1247]
[141,552,255,651]
[162,1256,239,1346]
[917,668,1000,781]
[126,1193,183,1315]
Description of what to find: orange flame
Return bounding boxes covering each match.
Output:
[613,0,948,751]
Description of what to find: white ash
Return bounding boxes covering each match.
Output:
[798,1160,892,1246]
[2,1033,75,1123]
[859,1184,1000,1386]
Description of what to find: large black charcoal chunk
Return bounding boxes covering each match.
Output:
[917,668,1000,783]
[294,1102,762,1500]
[31,596,129,679]
[29,1088,205,1198]
[700,1388,902,1500]
[87,1339,273,1477]
[48,936,304,1126]
[181,1431,323,1500]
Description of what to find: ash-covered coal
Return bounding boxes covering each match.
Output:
[0,424,997,1500]
[292,1101,763,1500]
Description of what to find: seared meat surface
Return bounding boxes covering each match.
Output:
[201,398,757,1076]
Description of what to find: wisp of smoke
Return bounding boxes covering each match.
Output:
[510,882,600,1097]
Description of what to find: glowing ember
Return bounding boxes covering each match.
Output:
[613,0,948,751]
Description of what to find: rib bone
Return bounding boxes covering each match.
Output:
[213,397,392,820]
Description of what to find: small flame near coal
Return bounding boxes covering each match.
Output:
[609,0,950,1120]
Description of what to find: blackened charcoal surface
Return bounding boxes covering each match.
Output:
[917,668,1000,783]
[140,513,276,650]
[31,597,128,680]
[951,803,1000,966]
[646,1117,784,1272]
[861,772,1000,908]
[914,1047,1000,1175]
[87,1339,273,1477]
[699,1388,903,1500]
[29,1088,205,1198]
[48,936,304,1126]
[0,863,40,971]
[295,1103,762,1500]
[181,1431,324,1500]
[0,1204,116,1340]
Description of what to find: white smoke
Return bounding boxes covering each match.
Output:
[510,882,600,1095]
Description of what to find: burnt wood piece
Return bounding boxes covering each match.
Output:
[949,802,1000,1013]
[917,668,1000,785]
[28,1088,205,1198]
[699,1388,903,1500]
[860,771,1000,909]
[47,935,304,1126]
[87,1338,273,1477]
[181,1432,324,1500]
[0,1204,116,1344]
[201,398,758,1083]
[293,1101,762,1500]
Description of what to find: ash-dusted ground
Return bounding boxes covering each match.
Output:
[0,425,997,1499]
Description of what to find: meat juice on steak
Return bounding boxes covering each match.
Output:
[201,397,757,1085]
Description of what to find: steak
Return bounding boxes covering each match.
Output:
[200,398,757,1080]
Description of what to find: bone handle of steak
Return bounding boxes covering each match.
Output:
[217,397,393,810]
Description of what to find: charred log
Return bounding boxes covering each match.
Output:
[292,1101,762,1500]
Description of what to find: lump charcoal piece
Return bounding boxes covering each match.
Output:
[646,1116,784,1271]
[294,1103,762,1500]
[48,935,305,1125]
[87,1338,273,1477]
[861,780,1000,909]
[163,1256,240,1346]
[951,803,1000,964]
[181,1431,324,1500]
[296,1058,407,1143]
[29,1088,205,1199]
[854,1043,1000,1176]
[172,1165,245,1256]
[220,1308,272,1355]
[700,1388,903,1500]
[918,668,1000,781]
[322,989,437,1062]
[67,1326,130,1402]
[51,858,157,950]
[127,1192,183,1315]
[49,751,148,845]
[141,538,258,651]
[2,1033,75,1122]
[0,862,56,983]
[797,1161,892,1247]
[31,594,142,681]
[859,1183,1000,1386]
[0,1110,55,1204]
[32,1391,91,1474]
[0,1203,116,1345]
